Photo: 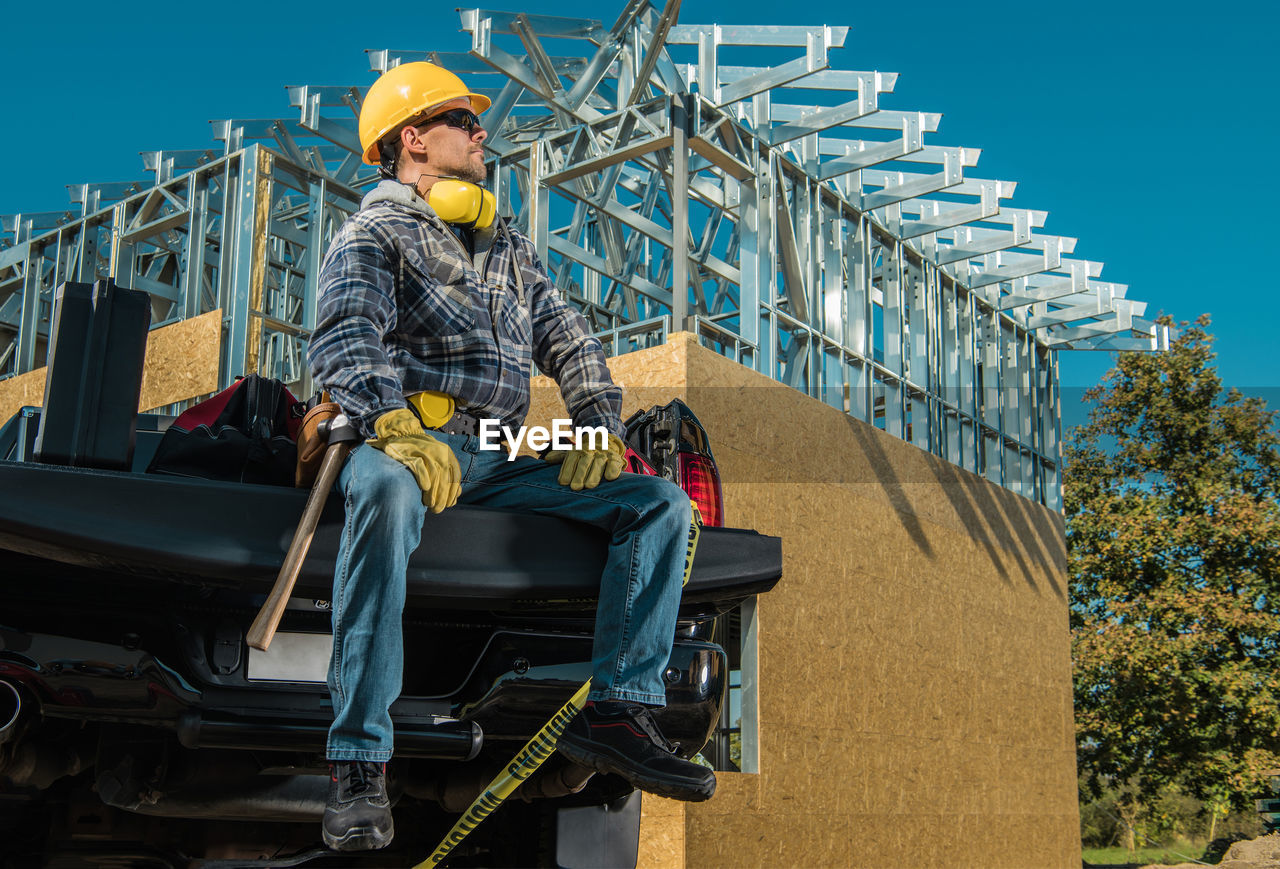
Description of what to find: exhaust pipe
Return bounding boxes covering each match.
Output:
[403,756,595,812]
[96,750,338,821]
[0,680,85,788]
[0,681,19,746]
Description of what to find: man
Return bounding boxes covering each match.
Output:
[306,61,715,852]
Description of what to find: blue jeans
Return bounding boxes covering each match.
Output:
[326,432,692,761]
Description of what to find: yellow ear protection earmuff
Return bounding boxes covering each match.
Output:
[427,179,497,229]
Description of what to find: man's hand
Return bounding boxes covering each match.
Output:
[368,408,461,513]
[544,433,627,491]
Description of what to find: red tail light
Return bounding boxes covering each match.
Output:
[677,452,724,527]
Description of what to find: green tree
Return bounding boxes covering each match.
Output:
[1067,316,1280,840]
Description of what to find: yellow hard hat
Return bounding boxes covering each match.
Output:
[358,62,492,165]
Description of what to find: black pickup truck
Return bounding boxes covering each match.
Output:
[0,367,781,869]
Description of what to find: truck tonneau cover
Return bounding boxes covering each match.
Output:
[0,460,781,611]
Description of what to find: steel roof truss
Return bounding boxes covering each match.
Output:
[668,24,848,47]
[767,75,881,147]
[565,0,647,111]
[711,31,831,107]
[689,125,753,181]
[512,13,567,100]
[929,222,1075,268]
[865,143,979,168]
[466,13,606,124]
[765,105,943,135]
[965,241,1063,290]
[142,150,219,184]
[721,67,893,93]
[999,260,1092,309]
[860,152,963,211]
[891,190,1002,240]
[68,182,150,216]
[1040,307,1150,346]
[623,0,683,108]
[3,213,74,242]
[460,9,605,42]
[818,114,925,179]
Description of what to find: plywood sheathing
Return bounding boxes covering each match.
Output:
[137,310,222,411]
[524,332,1079,869]
[526,337,692,457]
[635,773,764,869]
[636,794,686,869]
[683,335,1078,869]
[0,368,46,423]
[0,309,223,424]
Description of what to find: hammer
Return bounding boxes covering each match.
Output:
[247,412,360,651]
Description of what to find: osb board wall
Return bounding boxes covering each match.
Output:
[526,336,690,450]
[636,791,687,867]
[0,310,222,423]
[0,368,45,422]
[137,311,222,412]
[528,332,1079,869]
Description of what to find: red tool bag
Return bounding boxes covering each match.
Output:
[145,375,303,486]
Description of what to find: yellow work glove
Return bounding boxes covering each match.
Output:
[543,433,627,491]
[368,408,461,513]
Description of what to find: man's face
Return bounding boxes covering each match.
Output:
[414,97,488,184]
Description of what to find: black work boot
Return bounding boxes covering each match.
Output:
[323,761,394,851]
[556,702,716,802]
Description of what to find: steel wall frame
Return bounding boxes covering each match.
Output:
[0,145,365,409]
[0,4,1165,508]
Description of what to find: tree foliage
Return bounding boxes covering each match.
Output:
[1067,315,1280,815]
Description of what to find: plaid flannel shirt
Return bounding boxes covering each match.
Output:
[307,181,623,439]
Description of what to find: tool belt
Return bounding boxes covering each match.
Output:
[408,391,482,437]
[433,409,482,437]
[296,392,482,488]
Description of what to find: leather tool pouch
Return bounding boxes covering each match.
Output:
[295,401,343,488]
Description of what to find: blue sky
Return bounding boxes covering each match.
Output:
[3,0,1276,417]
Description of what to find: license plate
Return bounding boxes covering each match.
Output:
[246,632,332,683]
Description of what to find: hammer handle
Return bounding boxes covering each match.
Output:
[247,441,351,651]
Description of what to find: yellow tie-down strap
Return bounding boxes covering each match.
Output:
[682,500,703,588]
[407,390,456,429]
[416,679,593,868]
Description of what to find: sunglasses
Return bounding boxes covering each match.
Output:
[417,108,482,135]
